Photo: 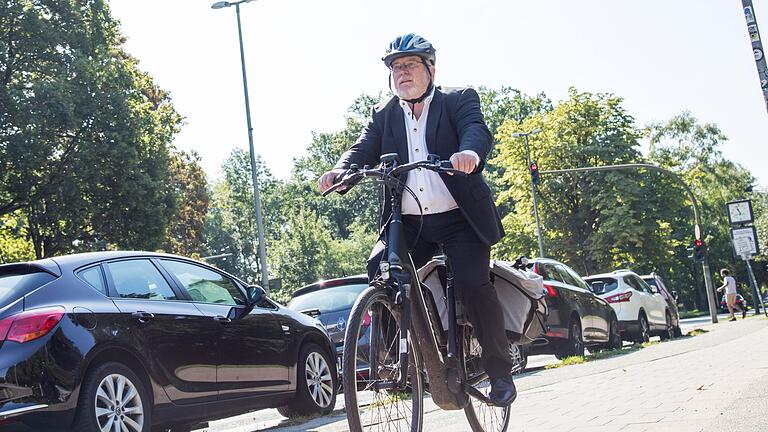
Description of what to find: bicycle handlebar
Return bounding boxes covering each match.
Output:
[321,157,467,197]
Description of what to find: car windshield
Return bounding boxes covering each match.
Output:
[0,271,57,309]
[288,283,368,314]
[586,277,619,295]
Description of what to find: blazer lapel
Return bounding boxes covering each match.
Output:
[426,88,443,155]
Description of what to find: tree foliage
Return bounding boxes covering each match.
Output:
[0,0,181,257]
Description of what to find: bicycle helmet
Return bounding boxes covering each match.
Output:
[383,34,436,105]
[382,33,436,68]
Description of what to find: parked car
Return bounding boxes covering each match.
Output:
[0,252,337,432]
[719,293,749,313]
[287,275,369,372]
[527,258,622,359]
[585,270,674,343]
[641,273,682,337]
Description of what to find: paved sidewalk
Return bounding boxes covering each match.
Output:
[198,316,768,432]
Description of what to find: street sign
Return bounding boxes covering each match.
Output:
[742,0,768,114]
[726,199,754,225]
[731,225,760,258]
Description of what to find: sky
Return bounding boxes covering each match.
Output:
[109,0,768,188]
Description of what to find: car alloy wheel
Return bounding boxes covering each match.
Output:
[638,315,650,343]
[305,351,334,408]
[95,373,145,432]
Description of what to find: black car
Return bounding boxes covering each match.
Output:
[0,252,337,432]
[287,275,369,374]
[527,258,622,358]
[641,273,682,337]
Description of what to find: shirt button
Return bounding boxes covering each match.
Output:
[419,187,424,192]
[413,127,417,132]
[424,207,429,211]
[415,148,420,152]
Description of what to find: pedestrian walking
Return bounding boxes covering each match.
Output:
[716,268,746,321]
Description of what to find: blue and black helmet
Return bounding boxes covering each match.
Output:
[382,33,436,68]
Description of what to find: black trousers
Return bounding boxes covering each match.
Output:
[366,209,513,379]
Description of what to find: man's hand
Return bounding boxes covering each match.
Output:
[318,169,346,193]
[449,152,478,174]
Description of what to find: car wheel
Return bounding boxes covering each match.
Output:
[278,343,337,419]
[659,311,674,341]
[606,314,622,350]
[636,314,650,343]
[558,318,584,358]
[72,362,151,432]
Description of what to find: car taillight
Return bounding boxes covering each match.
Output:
[543,283,558,297]
[0,307,65,343]
[605,291,633,303]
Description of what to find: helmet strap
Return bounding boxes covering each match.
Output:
[402,61,434,105]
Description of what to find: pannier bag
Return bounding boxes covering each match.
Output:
[418,258,548,345]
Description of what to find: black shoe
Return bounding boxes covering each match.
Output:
[742,310,747,319]
[729,317,737,322]
[489,376,517,407]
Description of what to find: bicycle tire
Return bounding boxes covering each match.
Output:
[342,285,425,432]
[461,325,511,432]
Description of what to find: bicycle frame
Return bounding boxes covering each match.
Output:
[370,154,471,411]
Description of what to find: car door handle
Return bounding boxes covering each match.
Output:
[213,315,232,324]
[132,311,154,322]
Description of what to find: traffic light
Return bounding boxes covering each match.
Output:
[529,162,540,184]
[693,239,705,263]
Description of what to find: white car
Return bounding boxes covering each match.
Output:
[584,270,673,342]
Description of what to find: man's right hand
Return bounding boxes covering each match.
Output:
[318,169,345,193]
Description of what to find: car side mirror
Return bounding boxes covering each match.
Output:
[246,285,267,306]
[672,290,678,301]
[650,286,659,294]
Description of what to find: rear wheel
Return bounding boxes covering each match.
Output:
[462,325,511,432]
[73,362,150,432]
[342,286,424,432]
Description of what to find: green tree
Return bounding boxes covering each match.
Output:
[162,150,210,258]
[1,0,181,257]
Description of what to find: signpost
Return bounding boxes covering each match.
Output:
[726,199,764,315]
[742,0,768,113]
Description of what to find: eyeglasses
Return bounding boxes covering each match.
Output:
[390,61,423,74]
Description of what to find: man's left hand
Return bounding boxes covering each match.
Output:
[449,152,477,174]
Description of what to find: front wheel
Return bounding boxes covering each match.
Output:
[277,343,337,418]
[557,318,584,359]
[462,325,511,432]
[342,286,424,432]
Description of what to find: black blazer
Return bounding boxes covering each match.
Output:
[335,87,505,246]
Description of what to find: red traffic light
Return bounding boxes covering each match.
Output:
[529,163,538,171]
[694,239,703,247]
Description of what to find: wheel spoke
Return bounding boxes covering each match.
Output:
[123,414,142,432]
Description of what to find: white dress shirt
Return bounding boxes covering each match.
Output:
[399,89,479,215]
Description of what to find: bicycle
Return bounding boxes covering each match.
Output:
[323,153,516,432]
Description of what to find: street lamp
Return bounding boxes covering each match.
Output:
[511,128,545,258]
[211,0,269,290]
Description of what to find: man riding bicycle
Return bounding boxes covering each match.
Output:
[318,33,516,407]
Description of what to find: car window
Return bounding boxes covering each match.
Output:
[635,276,654,294]
[288,283,368,313]
[0,270,56,309]
[555,264,580,287]
[540,263,563,283]
[107,260,177,301]
[561,265,590,290]
[160,260,244,306]
[586,277,619,295]
[77,266,106,295]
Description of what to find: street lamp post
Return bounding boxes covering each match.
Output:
[512,129,545,258]
[211,0,269,290]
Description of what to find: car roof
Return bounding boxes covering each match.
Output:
[1,251,244,284]
[291,274,368,299]
[584,270,638,280]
